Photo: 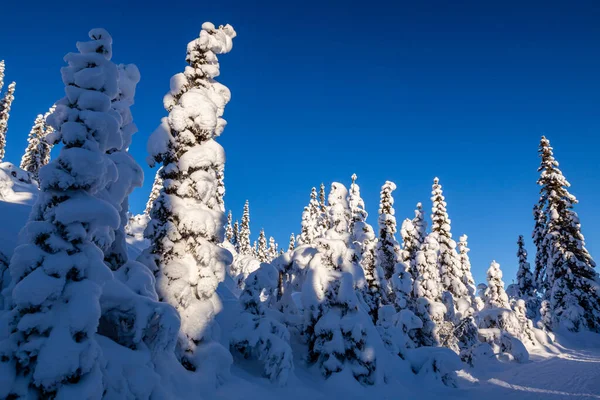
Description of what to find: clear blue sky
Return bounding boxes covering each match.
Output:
[1,0,599,284]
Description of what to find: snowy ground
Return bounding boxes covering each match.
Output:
[0,164,599,400]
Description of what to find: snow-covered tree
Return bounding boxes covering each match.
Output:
[142,22,236,373]
[19,114,46,180]
[0,60,4,93]
[484,261,510,309]
[532,202,547,289]
[317,182,329,234]
[288,233,295,252]
[239,200,252,255]
[233,220,240,250]
[431,178,469,315]
[327,182,351,237]
[534,137,600,332]
[145,167,163,215]
[515,235,535,300]
[457,235,476,300]
[257,228,268,262]
[400,203,427,281]
[297,187,320,246]
[0,81,16,161]
[268,236,278,261]
[0,29,124,398]
[225,210,234,243]
[376,181,401,281]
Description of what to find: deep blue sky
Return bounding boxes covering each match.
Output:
[1,0,599,284]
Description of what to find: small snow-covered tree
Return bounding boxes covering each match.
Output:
[233,220,240,250]
[0,60,4,92]
[144,167,163,215]
[400,203,426,281]
[515,235,535,300]
[268,236,278,261]
[297,187,320,246]
[376,181,401,282]
[288,233,295,252]
[19,114,46,180]
[231,263,293,385]
[239,200,252,255]
[534,137,600,332]
[327,182,351,236]
[317,182,329,234]
[142,22,236,373]
[457,235,476,300]
[0,29,122,398]
[0,81,16,161]
[532,202,547,289]
[225,210,234,243]
[484,261,510,309]
[257,228,268,262]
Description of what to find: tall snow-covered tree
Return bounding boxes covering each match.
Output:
[376,181,401,281]
[257,228,268,262]
[233,220,240,250]
[225,210,234,243]
[19,114,46,180]
[484,261,510,309]
[0,29,123,398]
[534,137,600,332]
[457,235,476,300]
[142,22,236,372]
[400,202,427,281]
[145,167,163,215]
[515,235,535,299]
[317,182,329,234]
[431,178,469,321]
[288,233,295,252]
[103,63,143,270]
[0,81,16,161]
[239,200,252,255]
[297,187,320,246]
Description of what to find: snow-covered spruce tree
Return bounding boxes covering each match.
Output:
[239,200,252,255]
[230,263,293,385]
[0,81,16,161]
[484,261,510,309]
[534,137,600,332]
[103,63,143,271]
[297,187,321,246]
[400,203,426,281]
[532,202,547,289]
[232,220,240,250]
[144,167,163,215]
[431,178,469,318]
[268,236,278,261]
[257,228,268,262]
[225,210,234,243]
[317,182,329,234]
[0,29,122,398]
[288,233,295,252]
[302,182,377,384]
[347,174,385,322]
[514,235,536,301]
[142,22,236,372]
[19,114,46,181]
[457,235,476,300]
[376,181,401,283]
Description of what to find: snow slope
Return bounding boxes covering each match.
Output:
[1,164,599,399]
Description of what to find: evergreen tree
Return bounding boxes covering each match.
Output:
[297,187,320,245]
[257,228,268,262]
[288,233,295,252]
[0,29,123,398]
[239,200,252,255]
[142,22,236,372]
[431,178,469,319]
[317,182,329,234]
[233,220,240,250]
[327,182,351,237]
[400,203,426,281]
[268,236,278,261]
[484,261,510,309]
[376,181,401,281]
[457,235,476,299]
[0,81,16,161]
[145,167,163,215]
[532,202,547,289]
[516,235,535,298]
[0,60,4,93]
[225,210,234,243]
[19,114,46,180]
[534,137,600,332]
